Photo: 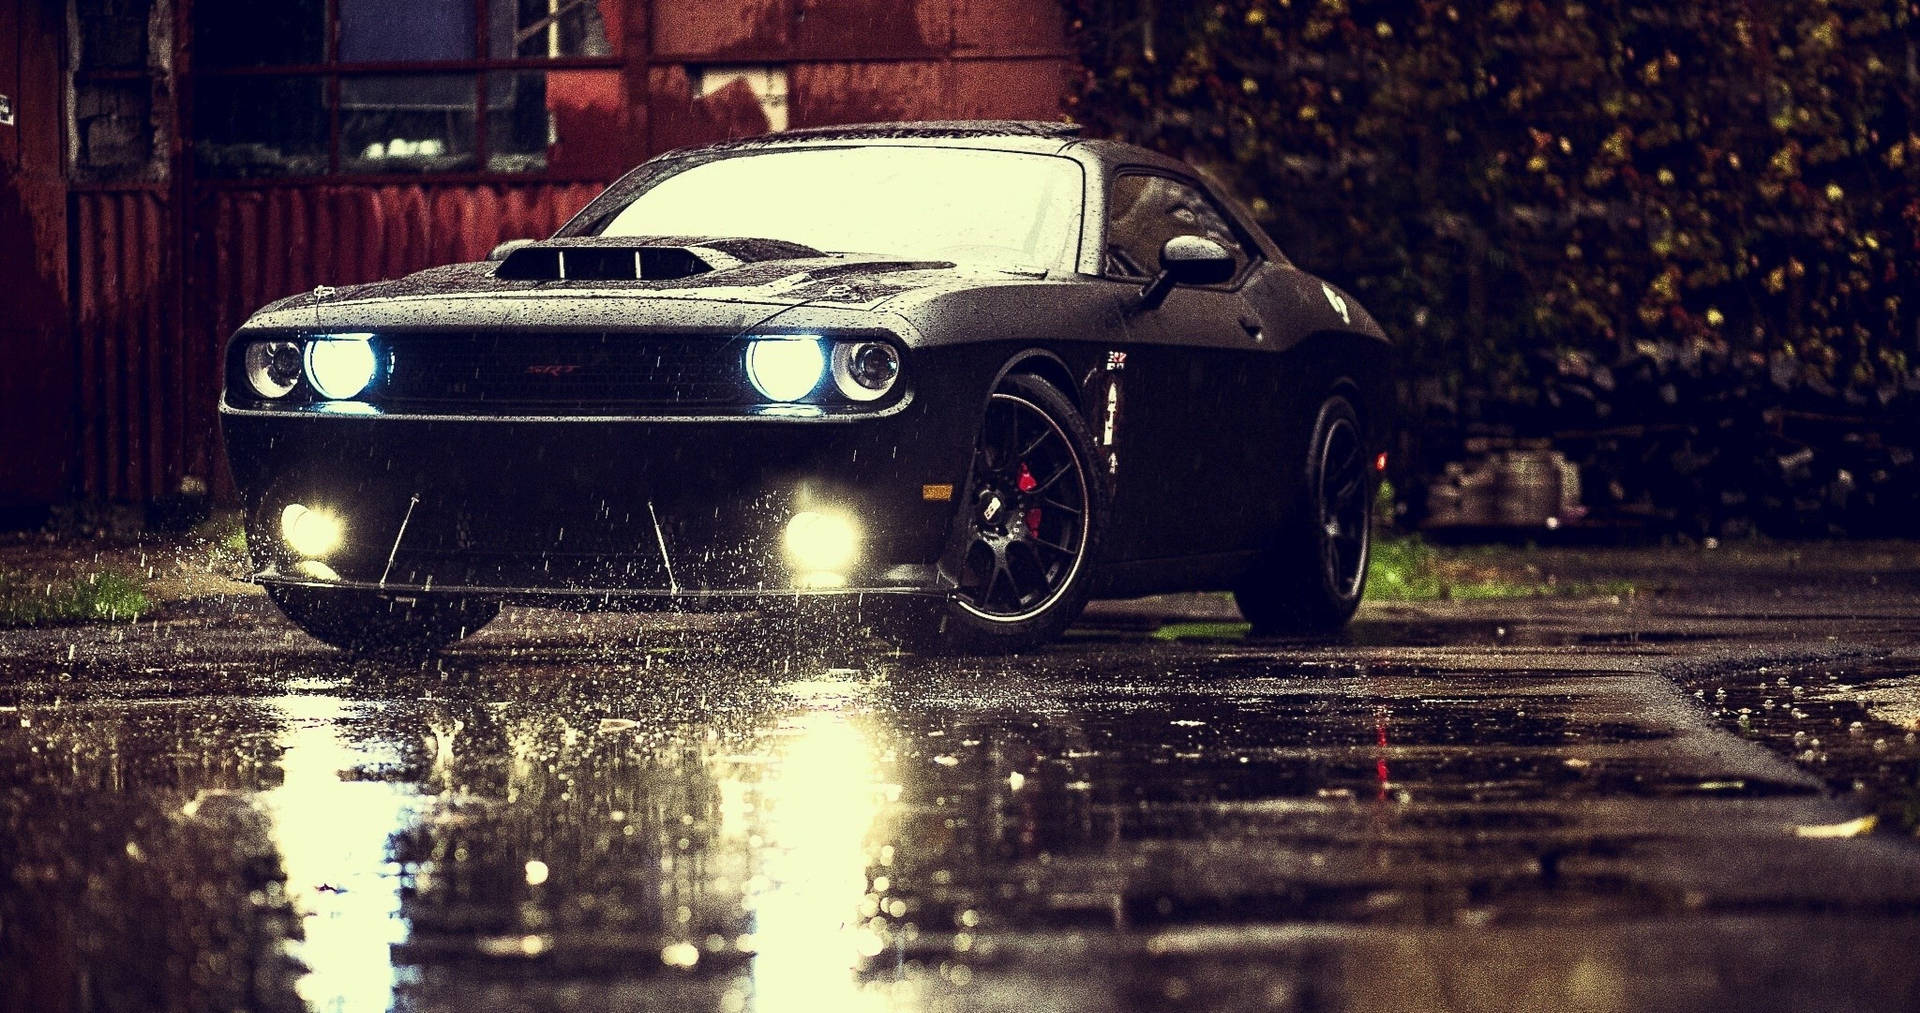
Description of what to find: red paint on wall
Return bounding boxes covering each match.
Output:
[788,61,952,129]
[651,0,961,61]
[545,70,633,179]
[0,0,75,514]
[652,0,788,58]
[953,0,1069,56]
[648,67,773,153]
[951,58,1071,120]
[788,0,944,59]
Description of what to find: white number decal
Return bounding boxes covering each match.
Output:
[1321,281,1351,325]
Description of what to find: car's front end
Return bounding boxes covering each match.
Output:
[219,260,987,609]
[221,126,1156,653]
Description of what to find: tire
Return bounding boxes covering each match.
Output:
[266,584,499,656]
[911,374,1106,653]
[1235,393,1371,634]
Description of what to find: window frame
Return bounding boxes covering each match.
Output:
[1098,167,1265,290]
[183,0,623,183]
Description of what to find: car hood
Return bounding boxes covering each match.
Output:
[241,235,1051,333]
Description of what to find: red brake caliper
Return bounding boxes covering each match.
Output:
[1018,463,1042,533]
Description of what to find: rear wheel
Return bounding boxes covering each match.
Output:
[266,585,499,656]
[912,374,1105,653]
[1235,393,1371,634]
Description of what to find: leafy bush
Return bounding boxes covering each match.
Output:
[1065,0,1919,409]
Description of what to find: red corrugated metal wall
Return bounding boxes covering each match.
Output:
[61,0,1072,509]
[72,189,184,504]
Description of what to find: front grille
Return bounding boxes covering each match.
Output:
[379,332,744,411]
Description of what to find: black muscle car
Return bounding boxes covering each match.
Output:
[220,120,1391,653]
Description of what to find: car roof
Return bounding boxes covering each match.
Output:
[673,120,1182,167]
[560,122,1237,261]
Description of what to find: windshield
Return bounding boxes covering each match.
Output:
[596,146,1084,272]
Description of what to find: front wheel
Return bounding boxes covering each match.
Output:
[1235,393,1371,634]
[910,374,1106,653]
[266,585,500,656]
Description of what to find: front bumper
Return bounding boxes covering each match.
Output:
[220,399,976,600]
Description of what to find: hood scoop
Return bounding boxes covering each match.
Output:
[494,236,824,282]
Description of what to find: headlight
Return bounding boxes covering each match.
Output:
[832,341,899,401]
[243,340,304,398]
[305,334,379,400]
[746,337,825,402]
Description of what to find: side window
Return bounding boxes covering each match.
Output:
[1103,174,1252,281]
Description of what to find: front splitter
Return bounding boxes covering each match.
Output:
[253,570,953,611]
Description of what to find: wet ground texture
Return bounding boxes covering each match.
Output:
[5,546,1920,1011]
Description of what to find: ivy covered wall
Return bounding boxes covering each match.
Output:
[1066,0,1918,407]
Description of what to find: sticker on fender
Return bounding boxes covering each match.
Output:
[1321,281,1351,325]
[1102,377,1121,448]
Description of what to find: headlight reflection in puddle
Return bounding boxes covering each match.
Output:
[259,696,424,1012]
[730,682,899,1010]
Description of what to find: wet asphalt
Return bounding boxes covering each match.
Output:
[4,572,1920,1012]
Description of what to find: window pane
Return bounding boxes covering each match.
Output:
[193,0,325,68]
[496,0,613,58]
[489,69,622,174]
[1105,175,1249,280]
[341,74,479,172]
[339,0,479,62]
[193,76,328,178]
[487,72,550,172]
[75,0,148,72]
[76,81,155,176]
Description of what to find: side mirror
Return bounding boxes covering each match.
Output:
[1139,236,1236,310]
[487,238,536,262]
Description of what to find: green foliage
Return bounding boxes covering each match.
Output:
[1066,0,1920,396]
[1366,535,1448,599]
[1150,620,1254,640]
[0,570,152,627]
[1364,535,1634,600]
[190,509,250,574]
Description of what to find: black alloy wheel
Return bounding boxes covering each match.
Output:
[1235,393,1371,633]
[1315,406,1370,603]
[920,373,1104,651]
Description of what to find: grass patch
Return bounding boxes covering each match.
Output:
[1365,537,1448,600]
[1151,620,1252,641]
[190,508,247,556]
[188,509,251,577]
[1366,536,1634,602]
[0,569,152,627]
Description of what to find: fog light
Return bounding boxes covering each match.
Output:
[746,337,825,402]
[281,503,344,558]
[784,510,859,575]
[305,334,378,400]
